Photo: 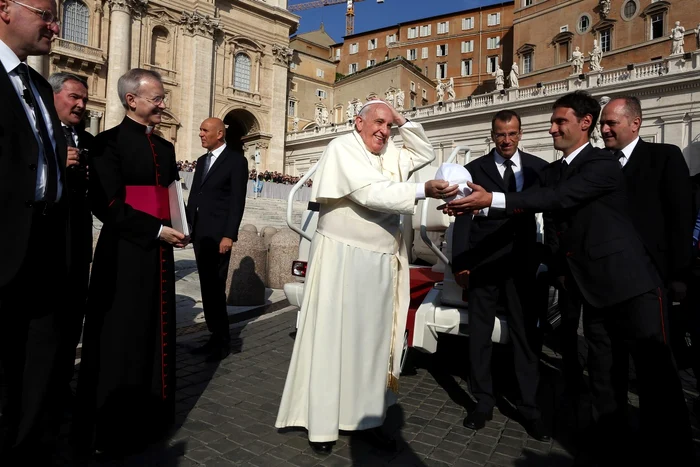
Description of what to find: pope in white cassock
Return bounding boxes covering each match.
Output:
[275,100,458,455]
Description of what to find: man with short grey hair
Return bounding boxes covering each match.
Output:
[50,71,94,405]
[74,68,186,458]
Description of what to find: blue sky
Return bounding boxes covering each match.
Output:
[289,0,499,43]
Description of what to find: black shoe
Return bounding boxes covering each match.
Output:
[524,418,550,442]
[309,441,333,455]
[190,337,216,355]
[205,342,230,362]
[362,427,397,452]
[463,409,493,430]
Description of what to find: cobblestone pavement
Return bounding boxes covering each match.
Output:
[51,307,700,467]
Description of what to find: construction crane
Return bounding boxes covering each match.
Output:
[288,0,384,37]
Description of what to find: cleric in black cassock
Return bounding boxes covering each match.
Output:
[73,69,187,457]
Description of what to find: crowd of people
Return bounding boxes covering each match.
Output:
[249,169,313,187]
[2,1,699,465]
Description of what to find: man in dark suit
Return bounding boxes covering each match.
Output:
[451,110,549,440]
[0,0,69,462]
[599,95,693,414]
[49,72,94,400]
[445,91,693,464]
[186,117,248,361]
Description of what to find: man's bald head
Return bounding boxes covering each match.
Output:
[199,117,226,151]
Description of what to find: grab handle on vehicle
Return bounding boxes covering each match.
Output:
[287,162,319,242]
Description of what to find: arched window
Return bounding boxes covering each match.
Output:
[150,27,171,68]
[63,0,89,45]
[234,53,251,91]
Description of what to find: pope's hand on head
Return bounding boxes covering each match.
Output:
[425,180,459,200]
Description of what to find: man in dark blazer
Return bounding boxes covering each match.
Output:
[451,110,549,440]
[186,117,248,361]
[446,91,693,464]
[49,72,94,400]
[0,0,69,462]
[600,96,693,414]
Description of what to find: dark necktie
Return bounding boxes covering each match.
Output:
[63,126,76,148]
[503,159,516,192]
[17,63,57,203]
[558,160,569,181]
[614,149,625,168]
[202,152,213,178]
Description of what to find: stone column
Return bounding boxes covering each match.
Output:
[178,10,220,161]
[27,55,49,77]
[268,44,293,172]
[87,110,103,135]
[104,0,147,130]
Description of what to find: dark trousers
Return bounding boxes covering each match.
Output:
[194,236,231,343]
[59,260,90,391]
[583,288,693,462]
[557,286,583,395]
[0,207,68,463]
[468,273,540,420]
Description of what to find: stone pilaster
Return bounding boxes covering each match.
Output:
[104,0,149,130]
[268,44,292,172]
[27,55,49,77]
[87,110,104,135]
[178,10,221,160]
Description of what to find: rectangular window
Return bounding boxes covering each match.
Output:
[316,89,326,99]
[386,33,397,45]
[335,49,341,60]
[436,63,447,79]
[461,59,473,76]
[437,21,449,34]
[368,38,377,50]
[407,27,417,39]
[600,29,611,52]
[487,13,501,26]
[461,40,474,53]
[367,59,376,67]
[462,17,474,30]
[524,0,533,5]
[560,25,569,32]
[316,68,324,78]
[487,37,500,49]
[436,44,448,56]
[651,13,663,39]
[420,25,431,37]
[410,81,416,92]
[523,53,532,73]
[422,47,429,59]
[487,56,499,73]
[288,100,296,116]
[422,88,427,99]
[407,48,417,60]
[349,43,358,54]
[349,63,358,73]
[410,95,415,108]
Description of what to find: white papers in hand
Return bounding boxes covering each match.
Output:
[434,163,473,202]
[168,180,190,236]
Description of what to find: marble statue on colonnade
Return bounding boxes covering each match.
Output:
[670,21,685,55]
[589,40,603,72]
[571,46,584,75]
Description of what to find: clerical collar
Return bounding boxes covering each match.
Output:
[124,115,155,134]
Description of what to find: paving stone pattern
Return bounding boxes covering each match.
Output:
[55,310,700,466]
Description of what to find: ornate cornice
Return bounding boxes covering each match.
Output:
[108,0,148,16]
[179,10,221,38]
[271,43,293,66]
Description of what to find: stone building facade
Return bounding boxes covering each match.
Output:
[30,0,298,171]
[513,0,700,86]
[332,1,515,100]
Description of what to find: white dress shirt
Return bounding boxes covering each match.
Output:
[0,39,62,201]
[617,136,640,168]
[204,143,227,176]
